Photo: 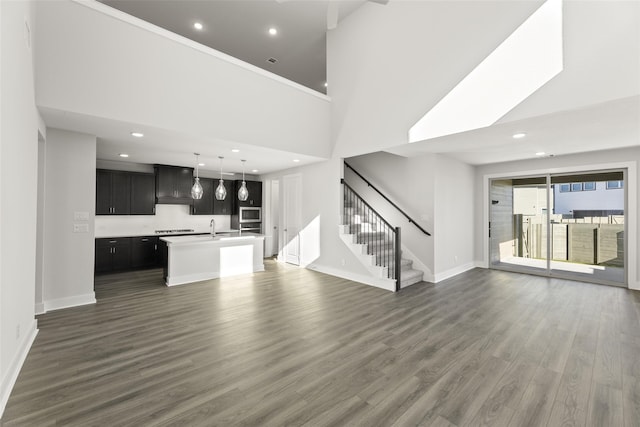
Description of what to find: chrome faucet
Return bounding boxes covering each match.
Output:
[210,218,216,236]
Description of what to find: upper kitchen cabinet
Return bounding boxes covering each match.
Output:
[130,172,156,215]
[191,178,214,215]
[234,180,262,207]
[155,165,194,205]
[96,169,131,215]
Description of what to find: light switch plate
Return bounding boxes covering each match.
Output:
[74,211,89,221]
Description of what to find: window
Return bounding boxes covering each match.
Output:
[607,180,624,189]
[571,182,583,192]
[583,182,596,191]
[559,183,571,193]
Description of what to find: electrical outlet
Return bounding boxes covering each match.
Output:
[16,324,20,339]
[73,223,89,233]
[454,255,458,264]
[341,259,346,266]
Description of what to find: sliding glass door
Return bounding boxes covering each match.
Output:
[490,170,626,287]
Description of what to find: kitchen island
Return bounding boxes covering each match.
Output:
[160,233,265,286]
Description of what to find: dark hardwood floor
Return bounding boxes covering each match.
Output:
[2,260,640,426]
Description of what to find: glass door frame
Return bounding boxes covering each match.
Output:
[486,167,631,288]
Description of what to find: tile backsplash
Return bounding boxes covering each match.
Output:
[95,204,232,237]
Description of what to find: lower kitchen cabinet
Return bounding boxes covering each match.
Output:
[95,238,132,274]
[95,236,160,274]
[131,236,159,268]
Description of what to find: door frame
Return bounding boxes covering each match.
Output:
[483,161,637,289]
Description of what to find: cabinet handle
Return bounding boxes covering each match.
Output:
[154,244,157,250]
[113,247,116,254]
[109,240,117,243]
[141,238,149,242]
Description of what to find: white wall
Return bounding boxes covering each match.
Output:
[327,0,542,158]
[475,147,639,289]
[434,155,476,281]
[34,0,331,158]
[42,129,97,312]
[261,158,375,283]
[0,0,39,417]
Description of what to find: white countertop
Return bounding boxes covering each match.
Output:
[95,229,239,239]
[160,232,264,245]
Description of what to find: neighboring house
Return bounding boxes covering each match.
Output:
[553,180,625,216]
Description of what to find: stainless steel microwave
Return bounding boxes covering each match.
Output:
[239,206,261,223]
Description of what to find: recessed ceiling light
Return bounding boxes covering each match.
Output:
[293,159,300,163]
[198,163,205,167]
[512,132,527,139]
[193,22,203,30]
[231,149,240,153]
[119,153,129,158]
[535,152,546,156]
[252,169,259,173]
[131,132,144,138]
[268,27,277,36]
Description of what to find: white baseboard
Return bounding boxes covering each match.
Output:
[434,262,476,283]
[306,264,396,292]
[34,302,45,315]
[43,293,96,313]
[0,320,38,418]
[475,260,488,269]
[629,280,640,291]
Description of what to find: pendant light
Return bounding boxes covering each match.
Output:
[238,160,249,201]
[215,156,227,200]
[191,153,203,200]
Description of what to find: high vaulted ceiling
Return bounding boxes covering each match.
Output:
[98,0,368,94]
[36,0,639,174]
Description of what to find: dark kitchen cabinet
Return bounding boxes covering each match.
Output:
[130,173,156,215]
[213,182,234,215]
[131,236,159,268]
[191,178,214,215]
[95,238,132,273]
[96,170,131,215]
[155,165,194,204]
[234,180,262,207]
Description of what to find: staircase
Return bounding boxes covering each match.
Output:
[339,182,424,291]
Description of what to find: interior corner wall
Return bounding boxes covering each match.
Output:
[0,0,39,417]
[474,146,640,289]
[43,129,97,312]
[261,158,373,282]
[345,152,435,280]
[433,154,476,281]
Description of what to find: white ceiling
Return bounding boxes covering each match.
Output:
[40,107,326,175]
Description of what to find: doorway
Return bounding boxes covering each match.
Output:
[264,179,279,257]
[282,174,301,265]
[490,169,626,286]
